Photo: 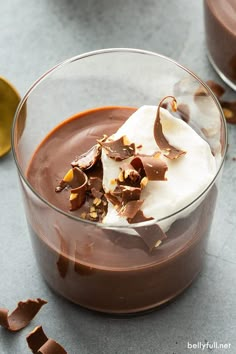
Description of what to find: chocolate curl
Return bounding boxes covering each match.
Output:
[154,96,186,159]
[71,144,101,170]
[69,168,88,211]
[0,299,47,332]
[131,155,168,181]
[99,135,135,161]
[134,223,167,251]
[26,326,67,354]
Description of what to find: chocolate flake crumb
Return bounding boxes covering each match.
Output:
[99,135,135,161]
[154,96,186,159]
[26,325,67,354]
[71,144,101,170]
[0,299,47,332]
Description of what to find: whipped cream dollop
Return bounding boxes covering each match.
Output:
[101,105,217,230]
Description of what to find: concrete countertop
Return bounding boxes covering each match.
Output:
[0,1,235,353]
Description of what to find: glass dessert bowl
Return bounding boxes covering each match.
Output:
[12,49,227,314]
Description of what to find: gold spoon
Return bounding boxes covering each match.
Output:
[0,76,21,157]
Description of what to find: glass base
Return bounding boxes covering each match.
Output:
[207,51,236,92]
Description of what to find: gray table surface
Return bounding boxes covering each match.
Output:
[0,1,236,353]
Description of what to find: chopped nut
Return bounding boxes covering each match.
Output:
[140,177,148,189]
[90,206,96,212]
[70,192,78,201]
[155,240,162,248]
[123,136,130,145]
[93,197,102,206]
[118,171,124,182]
[89,211,98,219]
[80,212,87,219]
[171,99,177,112]
[223,108,233,120]
[63,168,73,182]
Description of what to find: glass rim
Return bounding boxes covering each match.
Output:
[11,47,228,229]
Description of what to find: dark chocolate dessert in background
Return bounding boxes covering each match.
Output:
[204,0,236,89]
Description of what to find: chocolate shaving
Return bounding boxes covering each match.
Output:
[56,166,88,193]
[127,210,154,224]
[206,80,225,98]
[119,185,141,204]
[26,325,67,354]
[194,80,225,99]
[71,144,101,170]
[69,168,88,210]
[0,299,47,332]
[154,96,186,159]
[99,135,135,161]
[88,176,102,192]
[105,192,122,209]
[134,223,167,251]
[130,155,168,181]
[118,199,144,219]
[118,162,141,185]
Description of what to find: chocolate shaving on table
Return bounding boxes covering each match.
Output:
[177,103,190,123]
[194,80,225,99]
[118,199,144,219]
[26,325,67,354]
[99,135,135,161]
[71,144,101,170]
[154,96,186,159]
[194,79,236,124]
[221,100,236,124]
[69,168,88,210]
[134,223,167,251]
[130,155,168,181]
[0,299,47,332]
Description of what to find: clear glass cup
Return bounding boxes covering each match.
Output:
[12,49,227,314]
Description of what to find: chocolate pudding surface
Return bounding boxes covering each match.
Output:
[25,106,217,313]
[204,0,236,84]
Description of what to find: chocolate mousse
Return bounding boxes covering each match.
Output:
[25,105,219,314]
[204,0,236,89]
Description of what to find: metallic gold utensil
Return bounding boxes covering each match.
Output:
[0,76,21,157]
